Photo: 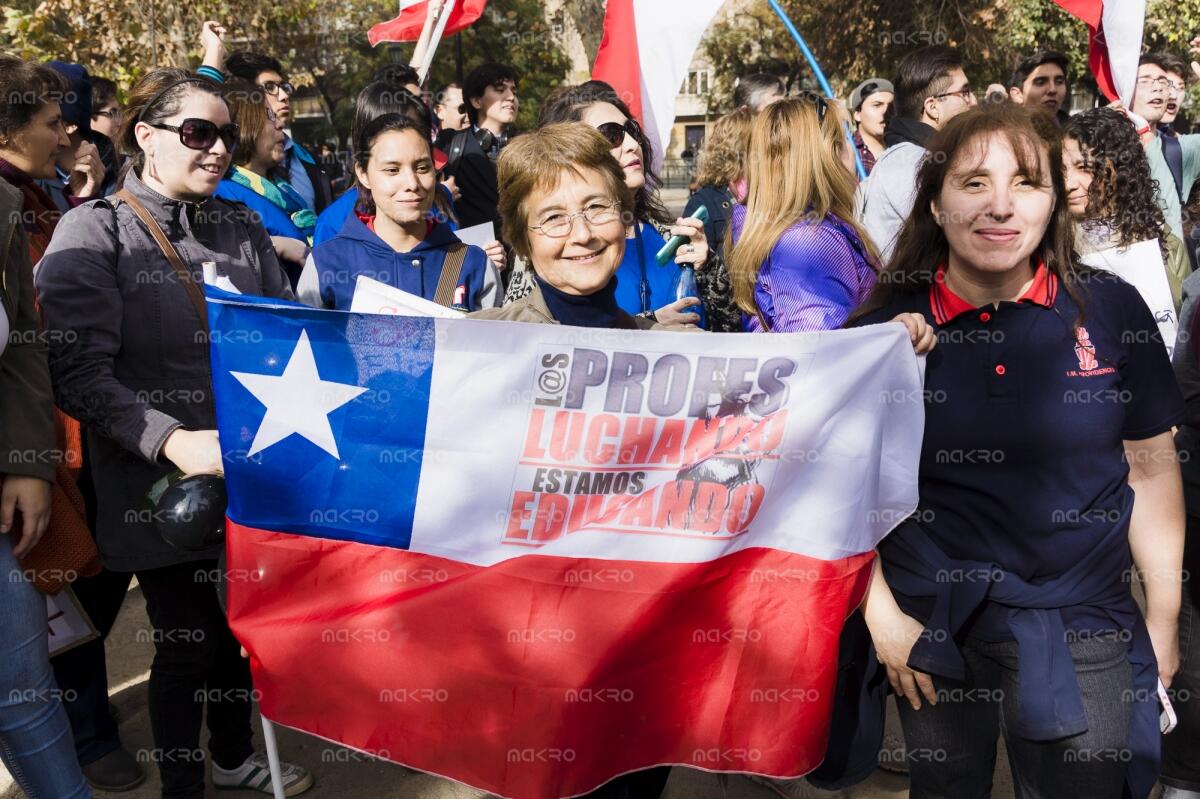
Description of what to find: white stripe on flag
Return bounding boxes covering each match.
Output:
[632,0,725,170]
[1104,0,1145,108]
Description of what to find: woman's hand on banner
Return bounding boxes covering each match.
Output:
[483,240,507,271]
[892,312,936,354]
[654,296,702,326]
[162,429,225,477]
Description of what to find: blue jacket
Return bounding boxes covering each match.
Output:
[314,187,359,246]
[296,212,500,312]
[214,179,307,241]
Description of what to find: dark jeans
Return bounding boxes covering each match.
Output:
[52,565,133,764]
[1162,514,1200,791]
[897,634,1132,799]
[136,559,254,799]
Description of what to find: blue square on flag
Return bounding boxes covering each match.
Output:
[209,293,434,549]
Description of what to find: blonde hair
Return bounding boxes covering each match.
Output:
[694,106,756,188]
[727,97,877,319]
[498,122,635,260]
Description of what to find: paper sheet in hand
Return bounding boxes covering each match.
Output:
[349,275,464,318]
[1080,239,1177,355]
[454,221,496,251]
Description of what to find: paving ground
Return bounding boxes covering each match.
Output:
[1,578,1024,799]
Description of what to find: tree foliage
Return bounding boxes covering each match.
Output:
[702,0,1200,113]
[2,0,569,139]
[423,0,572,131]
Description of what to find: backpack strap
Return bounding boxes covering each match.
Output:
[113,189,207,326]
[444,130,471,176]
[433,243,468,308]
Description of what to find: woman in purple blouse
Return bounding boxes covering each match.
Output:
[728,95,880,332]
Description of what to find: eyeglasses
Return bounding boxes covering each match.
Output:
[934,87,974,102]
[1136,76,1173,90]
[529,201,622,237]
[595,118,642,148]
[92,108,121,120]
[258,80,295,97]
[147,119,240,153]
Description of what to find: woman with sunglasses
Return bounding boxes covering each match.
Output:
[36,68,313,799]
[215,78,316,287]
[729,96,880,334]
[504,81,741,332]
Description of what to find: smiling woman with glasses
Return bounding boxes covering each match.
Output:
[473,122,695,344]
[35,66,314,799]
[498,80,742,332]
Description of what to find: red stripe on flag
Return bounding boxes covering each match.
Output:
[1050,0,1118,100]
[226,522,874,798]
[592,0,643,123]
[1051,0,1102,27]
[368,0,488,46]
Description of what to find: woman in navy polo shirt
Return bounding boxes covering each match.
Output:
[296,113,500,313]
[852,104,1185,798]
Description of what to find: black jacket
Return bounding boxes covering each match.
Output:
[444,129,503,230]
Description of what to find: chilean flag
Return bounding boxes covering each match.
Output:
[208,289,923,798]
[369,0,488,47]
[1050,0,1145,105]
[592,0,726,169]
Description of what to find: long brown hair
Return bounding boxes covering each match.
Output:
[850,103,1085,322]
[728,97,877,319]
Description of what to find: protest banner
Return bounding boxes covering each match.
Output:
[207,290,923,798]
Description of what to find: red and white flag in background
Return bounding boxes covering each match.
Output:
[1050,0,1146,106]
[593,0,727,169]
[369,0,488,47]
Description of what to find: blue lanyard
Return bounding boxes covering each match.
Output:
[634,223,651,314]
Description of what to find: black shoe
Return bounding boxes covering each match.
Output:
[82,748,146,792]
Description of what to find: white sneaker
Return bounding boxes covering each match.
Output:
[212,752,314,796]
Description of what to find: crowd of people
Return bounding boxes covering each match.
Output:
[1,8,1199,799]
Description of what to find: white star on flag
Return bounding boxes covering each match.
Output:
[232,329,366,459]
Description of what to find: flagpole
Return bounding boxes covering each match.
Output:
[418,0,457,86]
[766,0,868,181]
[260,716,287,799]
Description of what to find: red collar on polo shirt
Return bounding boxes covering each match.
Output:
[929,259,1058,325]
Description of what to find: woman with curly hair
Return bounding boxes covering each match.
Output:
[684,106,756,260]
[1063,107,1189,309]
[502,81,741,332]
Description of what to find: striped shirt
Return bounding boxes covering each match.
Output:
[730,204,878,332]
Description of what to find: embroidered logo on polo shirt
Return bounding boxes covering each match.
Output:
[1074,327,1098,371]
[1067,327,1116,377]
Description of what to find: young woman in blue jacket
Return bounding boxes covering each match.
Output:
[297,114,500,312]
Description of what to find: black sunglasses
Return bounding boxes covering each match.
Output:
[798,91,828,125]
[595,118,642,148]
[148,119,239,153]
